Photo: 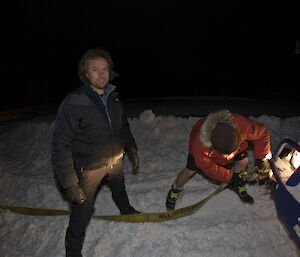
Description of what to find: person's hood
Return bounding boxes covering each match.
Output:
[200,109,236,148]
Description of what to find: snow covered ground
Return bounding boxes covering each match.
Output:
[0,109,299,257]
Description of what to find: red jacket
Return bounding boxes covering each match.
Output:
[189,112,271,183]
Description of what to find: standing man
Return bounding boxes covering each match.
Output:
[166,109,271,211]
[52,47,139,257]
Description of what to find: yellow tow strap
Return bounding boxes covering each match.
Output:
[0,183,228,223]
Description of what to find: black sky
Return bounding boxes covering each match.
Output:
[2,0,299,109]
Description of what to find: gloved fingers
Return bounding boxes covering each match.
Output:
[66,185,87,205]
[132,157,139,169]
[248,165,271,182]
[132,162,139,175]
[238,171,248,182]
[76,189,87,205]
[238,170,259,182]
[257,170,270,180]
[128,151,139,174]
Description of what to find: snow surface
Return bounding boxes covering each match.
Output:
[0,110,300,257]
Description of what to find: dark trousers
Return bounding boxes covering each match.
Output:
[66,161,133,256]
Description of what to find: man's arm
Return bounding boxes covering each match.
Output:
[51,100,79,188]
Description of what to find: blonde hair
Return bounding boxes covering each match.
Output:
[78,48,119,84]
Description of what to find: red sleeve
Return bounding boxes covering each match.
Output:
[194,154,233,183]
[233,114,271,159]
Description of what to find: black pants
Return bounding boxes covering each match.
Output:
[66,161,133,256]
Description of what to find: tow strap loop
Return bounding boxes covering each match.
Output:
[0,183,228,223]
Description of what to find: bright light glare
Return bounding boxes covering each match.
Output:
[269,169,274,179]
[290,150,300,170]
[266,151,272,160]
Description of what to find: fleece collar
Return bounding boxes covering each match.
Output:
[82,83,116,112]
[199,109,235,148]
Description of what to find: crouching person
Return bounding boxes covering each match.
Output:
[52,47,139,257]
[166,109,271,211]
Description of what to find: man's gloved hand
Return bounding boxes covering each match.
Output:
[127,148,139,174]
[254,158,271,180]
[65,184,87,205]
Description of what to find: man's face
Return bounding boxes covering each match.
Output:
[86,57,109,93]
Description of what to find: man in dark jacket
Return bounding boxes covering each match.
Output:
[52,48,139,257]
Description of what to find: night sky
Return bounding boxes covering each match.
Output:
[3,0,299,109]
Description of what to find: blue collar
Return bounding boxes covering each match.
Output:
[82,83,116,112]
[99,84,116,107]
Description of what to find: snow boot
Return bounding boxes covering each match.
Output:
[166,184,183,211]
[234,185,254,203]
[65,228,84,257]
[120,205,140,215]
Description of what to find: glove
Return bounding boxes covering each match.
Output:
[127,148,139,174]
[65,184,87,205]
[254,158,271,180]
[230,172,245,187]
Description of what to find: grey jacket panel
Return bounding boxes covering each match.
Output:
[52,87,137,188]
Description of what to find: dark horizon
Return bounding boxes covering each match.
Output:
[2,1,299,110]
